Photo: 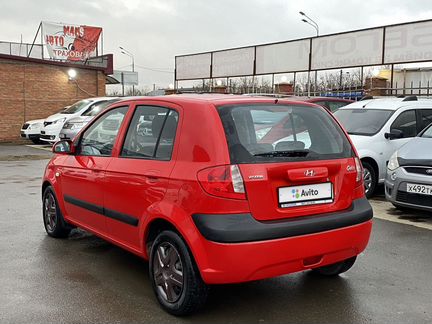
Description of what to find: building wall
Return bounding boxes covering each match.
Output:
[0,57,106,142]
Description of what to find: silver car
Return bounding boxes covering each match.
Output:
[59,98,120,140]
[385,123,432,212]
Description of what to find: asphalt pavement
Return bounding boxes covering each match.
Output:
[0,145,431,324]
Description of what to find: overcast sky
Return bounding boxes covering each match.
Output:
[1,0,431,89]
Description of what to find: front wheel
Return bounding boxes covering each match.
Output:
[149,230,208,316]
[42,186,71,238]
[311,256,357,276]
[362,161,377,199]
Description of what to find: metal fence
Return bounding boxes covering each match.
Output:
[0,41,43,59]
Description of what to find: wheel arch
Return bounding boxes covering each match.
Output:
[42,180,52,199]
[361,157,379,176]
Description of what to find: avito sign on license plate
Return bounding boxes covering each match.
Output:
[278,182,333,208]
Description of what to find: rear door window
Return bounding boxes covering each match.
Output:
[418,109,432,131]
[121,106,178,160]
[218,104,353,164]
[390,110,417,138]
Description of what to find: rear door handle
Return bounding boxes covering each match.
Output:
[146,175,159,184]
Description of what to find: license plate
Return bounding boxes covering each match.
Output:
[278,182,333,208]
[407,183,432,196]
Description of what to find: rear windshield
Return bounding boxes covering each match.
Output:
[62,99,93,114]
[217,104,353,164]
[334,108,394,136]
[82,99,119,116]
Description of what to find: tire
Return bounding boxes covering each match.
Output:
[311,256,357,276]
[149,230,208,316]
[42,186,72,238]
[362,161,377,199]
[31,138,43,145]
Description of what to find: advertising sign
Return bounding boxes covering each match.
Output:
[42,21,102,61]
[311,28,383,70]
[176,53,211,80]
[212,47,254,78]
[384,21,432,64]
[256,39,310,74]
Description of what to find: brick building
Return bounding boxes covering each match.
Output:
[0,54,113,142]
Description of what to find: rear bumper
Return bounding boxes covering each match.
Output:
[192,198,373,284]
[193,198,372,243]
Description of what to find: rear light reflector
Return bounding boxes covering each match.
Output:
[197,165,246,200]
[355,157,362,185]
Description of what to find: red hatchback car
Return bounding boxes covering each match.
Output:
[42,95,372,315]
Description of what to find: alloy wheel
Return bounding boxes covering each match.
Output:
[44,192,57,232]
[153,242,184,303]
[363,168,372,194]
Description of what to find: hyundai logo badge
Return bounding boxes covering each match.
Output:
[304,170,315,177]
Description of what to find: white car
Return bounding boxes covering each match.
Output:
[40,97,114,144]
[334,96,432,197]
[20,119,45,144]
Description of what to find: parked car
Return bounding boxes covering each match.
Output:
[42,95,372,315]
[20,106,70,144]
[334,96,432,198]
[20,119,45,144]
[40,97,114,144]
[59,98,120,140]
[244,94,353,113]
[303,97,353,112]
[385,122,432,211]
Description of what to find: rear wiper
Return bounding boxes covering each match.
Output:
[254,149,310,157]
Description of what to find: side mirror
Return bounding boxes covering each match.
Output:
[385,129,404,140]
[52,140,75,154]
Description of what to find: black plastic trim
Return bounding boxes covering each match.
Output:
[192,198,373,243]
[64,195,138,227]
[398,157,432,167]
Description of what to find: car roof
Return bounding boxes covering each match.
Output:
[338,97,432,111]
[242,94,352,102]
[114,94,322,107]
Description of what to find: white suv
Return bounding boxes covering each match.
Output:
[334,96,432,197]
[40,97,114,144]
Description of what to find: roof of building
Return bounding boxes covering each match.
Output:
[0,53,113,75]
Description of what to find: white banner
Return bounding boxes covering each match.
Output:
[384,21,432,64]
[212,47,255,78]
[175,53,211,80]
[256,40,310,74]
[41,21,102,61]
[312,28,383,70]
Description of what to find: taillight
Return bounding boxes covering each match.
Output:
[197,165,246,200]
[354,157,362,185]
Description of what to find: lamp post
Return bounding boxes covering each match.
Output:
[299,11,319,97]
[299,11,319,37]
[119,46,135,95]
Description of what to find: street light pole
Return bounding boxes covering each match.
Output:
[299,11,320,97]
[119,46,135,96]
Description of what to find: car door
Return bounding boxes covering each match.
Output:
[382,109,417,172]
[60,105,129,234]
[103,103,180,251]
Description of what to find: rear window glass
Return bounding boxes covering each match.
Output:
[218,104,353,164]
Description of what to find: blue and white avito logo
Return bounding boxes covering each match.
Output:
[292,188,320,200]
